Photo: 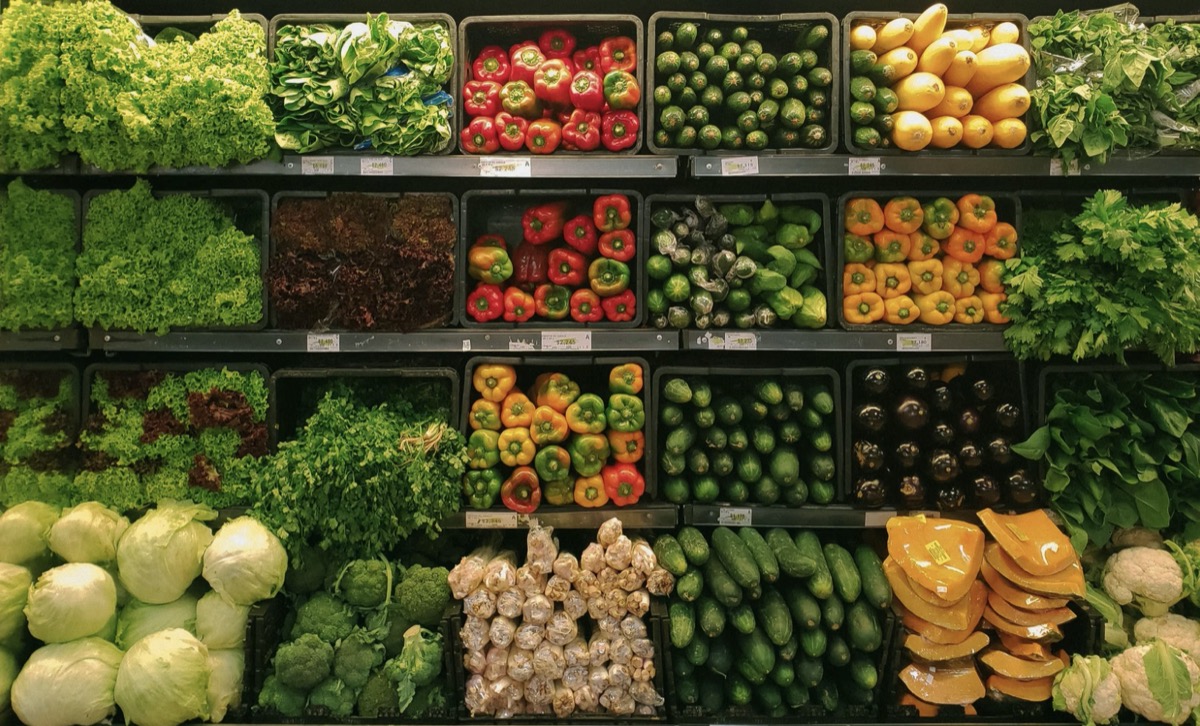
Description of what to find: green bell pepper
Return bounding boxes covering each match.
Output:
[844,233,874,264]
[534,445,572,484]
[775,223,812,250]
[570,434,611,477]
[543,479,574,506]
[793,285,827,329]
[766,286,806,320]
[606,393,646,433]
[765,245,797,277]
[781,205,822,231]
[588,258,631,297]
[462,470,502,509]
[718,203,756,226]
[748,268,787,295]
[566,393,608,434]
[466,429,500,469]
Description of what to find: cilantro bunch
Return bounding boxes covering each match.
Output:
[0,180,76,331]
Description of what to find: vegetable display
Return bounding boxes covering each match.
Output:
[656,373,837,506]
[849,361,1029,511]
[0,368,75,508]
[0,181,76,332]
[271,15,455,155]
[269,193,456,331]
[461,28,641,154]
[465,194,638,325]
[847,4,1031,151]
[466,364,646,511]
[454,518,673,717]
[650,18,834,151]
[665,526,891,717]
[647,198,827,330]
[841,194,1015,327]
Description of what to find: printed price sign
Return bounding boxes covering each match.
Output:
[306,334,340,353]
[704,334,726,350]
[896,333,932,352]
[541,331,592,351]
[718,507,753,526]
[720,156,760,176]
[848,157,881,175]
[301,156,334,175]
[479,157,532,177]
[508,338,536,351]
[725,332,757,350]
[360,157,393,175]
[465,512,519,529]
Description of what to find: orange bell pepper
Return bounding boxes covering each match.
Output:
[843,263,876,295]
[607,430,645,463]
[944,227,985,264]
[469,399,502,431]
[907,231,940,261]
[873,231,912,263]
[979,292,1010,324]
[954,295,985,324]
[845,198,885,236]
[883,196,925,234]
[915,291,955,325]
[473,364,516,403]
[977,258,1005,294]
[530,405,569,446]
[533,372,580,412]
[942,258,980,298]
[608,363,643,394]
[501,391,535,428]
[984,222,1018,260]
[574,475,609,507]
[843,292,885,324]
[956,194,997,233]
[875,263,912,299]
[884,294,918,325]
[908,259,943,295]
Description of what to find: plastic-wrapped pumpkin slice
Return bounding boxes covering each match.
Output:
[906,631,990,661]
[888,515,985,602]
[984,542,1085,598]
[895,601,978,645]
[900,659,986,705]
[983,605,1064,643]
[981,560,1070,611]
[986,674,1055,702]
[887,557,987,630]
[987,590,1076,627]
[979,649,1066,680]
[898,693,940,717]
[996,633,1054,661]
[978,508,1076,576]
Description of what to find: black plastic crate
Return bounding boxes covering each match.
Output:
[650,365,843,507]
[459,190,646,328]
[834,191,1021,332]
[645,12,839,156]
[132,12,269,38]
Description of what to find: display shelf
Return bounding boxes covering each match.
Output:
[689,153,1200,178]
[682,503,939,528]
[682,329,1009,352]
[442,502,678,530]
[0,329,85,352]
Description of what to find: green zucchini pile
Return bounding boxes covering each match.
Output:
[658,526,893,717]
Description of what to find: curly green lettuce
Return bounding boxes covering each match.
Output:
[0,180,76,331]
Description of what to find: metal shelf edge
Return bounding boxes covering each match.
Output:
[683,504,941,528]
[0,329,85,352]
[442,503,678,530]
[683,329,1010,353]
[689,154,1200,178]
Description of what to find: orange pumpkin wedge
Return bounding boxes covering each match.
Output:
[906,631,990,661]
[887,558,986,630]
[888,516,986,601]
[981,560,1070,610]
[978,508,1076,577]
[996,634,1054,661]
[899,693,940,717]
[984,542,1085,598]
[900,660,986,705]
[986,674,1054,702]
[987,590,1076,627]
[983,606,1064,643]
[906,570,964,607]
[896,601,978,645]
[979,649,1066,680]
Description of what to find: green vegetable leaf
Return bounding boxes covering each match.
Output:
[1012,426,1051,460]
[1145,640,1195,725]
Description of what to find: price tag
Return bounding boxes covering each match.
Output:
[359,157,393,175]
[306,333,340,353]
[704,334,726,350]
[508,338,537,351]
[462,339,472,352]
[896,332,932,352]
[541,331,592,351]
[720,156,760,176]
[863,511,895,528]
[301,156,335,175]
[1049,158,1081,176]
[717,507,753,526]
[848,156,881,175]
[465,511,519,529]
[725,332,757,350]
[479,156,532,177]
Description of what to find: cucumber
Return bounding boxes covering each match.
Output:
[822,592,845,631]
[823,543,862,603]
[796,656,824,687]
[757,587,793,646]
[755,682,783,712]
[699,674,725,713]
[708,635,734,676]
[738,527,780,583]
[712,526,761,591]
[801,628,827,658]
[795,531,833,599]
[841,679,875,707]
[676,568,704,602]
[670,601,696,648]
[674,653,695,678]
[779,633,800,661]
[697,595,727,638]
[653,534,688,577]
[810,479,836,505]
[677,526,710,565]
[771,660,796,687]
[855,545,893,610]
[814,679,839,713]
[740,628,776,676]
[730,602,757,634]
[849,654,878,690]
[846,599,883,653]
[784,682,810,708]
[784,587,822,630]
[767,528,817,577]
[736,656,768,685]
[685,631,710,665]
[726,672,753,705]
[676,675,699,705]
[705,555,743,608]
[826,633,851,667]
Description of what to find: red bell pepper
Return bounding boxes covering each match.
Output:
[460,117,500,154]
[511,241,550,287]
[569,70,605,113]
[599,36,637,74]
[549,248,587,287]
[538,28,577,59]
[601,111,639,152]
[494,112,528,152]
[463,80,501,117]
[598,229,635,262]
[573,46,601,73]
[525,119,562,154]
[562,109,602,152]
[503,286,535,322]
[534,59,573,106]
[601,289,636,322]
[522,201,569,244]
[500,81,542,120]
[467,283,503,322]
[593,194,632,233]
[501,466,541,514]
[510,44,546,86]
[563,214,598,255]
[602,71,640,110]
[534,284,571,320]
[602,462,644,506]
[473,46,511,84]
[570,289,604,322]
[474,233,506,250]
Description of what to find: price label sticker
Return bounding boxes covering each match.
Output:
[718,507,753,526]
[864,511,895,528]
[896,332,932,352]
[301,156,335,175]
[1050,158,1081,176]
[720,156,760,176]
[725,332,757,350]
[541,331,592,351]
[462,339,472,352]
[848,157,881,175]
[465,511,519,529]
[705,334,726,350]
[508,338,537,351]
[360,157,393,175]
[306,333,340,353]
[479,157,532,177]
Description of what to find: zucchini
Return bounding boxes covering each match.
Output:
[740,628,776,676]
[708,635,734,676]
[796,656,824,687]
[670,601,696,649]
[652,534,688,577]
[814,679,839,713]
[795,531,833,599]
[822,592,845,631]
[757,587,793,646]
[784,587,822,630]
[738,527,780,583]
[677,526,710,566]
[824,543,862,603]
[685,631,710,666]
[730,602,757,634]
[697,595,727,638]
[846,599,883,653]
[712,526,761,591]
[726,672,753,706]
[855,544,893,610]
[849,654,878,690]
[826,633,851,667]
[801,628,828,658]
[704,555,743,608]
[767,528,817,577]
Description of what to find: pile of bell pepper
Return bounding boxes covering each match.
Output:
[841,194,1017,327]
[460,28,642,154]
[465,194,638,324]
[463,363,647,513]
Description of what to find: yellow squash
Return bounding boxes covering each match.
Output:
[894,72,947,113]
[880,46,920,79]
[929,116,963,148]
[851,24,878,50]
[943,51,978,87]
[972,84,1031,123]
[909,4,949,54]
[873,17,916,53]
[992,117,1028,149]
[989,21,1021,46]
[966,43,1031,96]
[930,86,973,118]
[960,115,994,149]
[892,111,934,151]
[918,36,959,75]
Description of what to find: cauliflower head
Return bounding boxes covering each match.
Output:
[291,592,356,643]
[257,674,307,717]
[334,627,385,689]
[1053,654,1121,726]
[1112,640,1200,726]
[274,633,334,691]
[1103,546,1184,617]
[393,564,451,628]
[334,559,393,609]
[308,677,356,719]
[1135,614,1200,664]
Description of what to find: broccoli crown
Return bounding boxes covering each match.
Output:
[335,559,394,609]
[285,544,329,595]
[382,602,415,659]
[407,682,448,719]
[274,633,334,692]
[393,564,451,628]
[357,669,400,718]
[385,625,443,689]
[334,627,386,690]
[257,674,308,718]
[308,677,356,719]
[292,592,356,643]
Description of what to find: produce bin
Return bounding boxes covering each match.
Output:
[268,191,460,330]
[1036,361,1200,428]
[834,191,1021,331]
[650,366,842,507]
[457,14,645,155]
[130,12,269,39]
[459,190,645,328]
[844,355,1030,512]
[642,193,834,331]
[646,12,839,155]
[841,11,1033,156]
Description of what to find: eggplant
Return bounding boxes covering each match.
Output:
[958,441,983,470]
[1006,469,1038,507]
[930,383,955,414]
[928,449,960,483]
[904,366,930,390]
[958,408,981,436]
[861,368,891,397]
[853,440,886,472]
[937,485,967,512]
[995,402,1022,430]
[854,403,887,433]
[898,475,927,510]
[895,396,930,431]
[930,421,956,447]
[853,478,888,509]
[987,437,1013,466]
[895,441,922,470]
[971,378,995,403]
[971,475,1001,508]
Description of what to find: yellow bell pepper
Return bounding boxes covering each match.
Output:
[469,399,502,431]
[530,406,569,446]
[501,392,535,428]
[843,292,885,324]
[942,258,979,299]
[915,291,956,325]
[907,231,940,261]
[473,364,516,403]
[954,295,985,324]
[498,427,535,466]
[843,263,876,295]
[977,258,1006,294]
[979,292,1010,324]
[574,475,609,508]
[874,263,912,299]
[884,295,918,325]
[533,372,580,413]
[908,259,943,295]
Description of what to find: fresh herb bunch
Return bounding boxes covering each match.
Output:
[1002,190,1200,362]
[75,180,264,334]
[0,180,76,331]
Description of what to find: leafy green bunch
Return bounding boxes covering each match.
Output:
[1003,190,1200,362]
[0,369,75,508]
[0,180,76,331]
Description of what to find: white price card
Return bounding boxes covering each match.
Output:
[508,338,537,351]
[465,511,519,529]
[360,157,393,175]
[896,332,932,352]
[863,511,896,528]
[717,507,753,526]
[462,339,472,352]
[720,156,760,176]
[725,331,757,350]
[301,156,335,175]
[1049,158,1082,176]
[479,156,532,177]
[306,333,340,353]
[541,331,592,351]
[704,333,726,350]
[848,156,881,175]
